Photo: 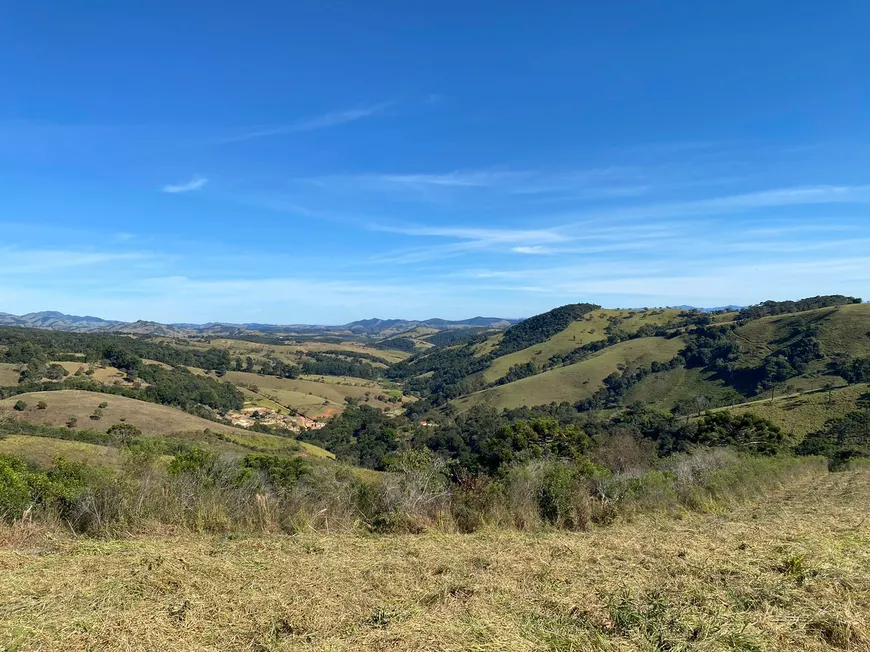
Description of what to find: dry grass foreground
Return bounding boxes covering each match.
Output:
[1,470,868,650]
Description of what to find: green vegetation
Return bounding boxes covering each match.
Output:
[797,408,870,469]
[456,336,685,413]
[737,294,861,320]
[494,302,600,357]
[1,296,870,651]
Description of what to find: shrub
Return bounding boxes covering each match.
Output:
[98,401,108,409]
[90,408,103,421]
[36,400,48,410]
[13,400,26,411]
[66,415,78,429]
[106,423,142,446]
[0,456,32,520]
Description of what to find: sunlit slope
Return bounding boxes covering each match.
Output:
[455,336,685,412]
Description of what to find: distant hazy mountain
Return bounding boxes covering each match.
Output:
[0,311,125,332]
[668,305,744,313]
[0,310,520,337]
[344,316,520,335]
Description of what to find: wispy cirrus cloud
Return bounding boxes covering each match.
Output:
[221,102,393,143]
[0,247,149,275]
[161,176,208,193]
[372,224,570,244]
[298,166,647,200]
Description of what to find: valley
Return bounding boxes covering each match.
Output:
[1,294,869,651]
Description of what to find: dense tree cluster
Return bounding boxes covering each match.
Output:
[494,303,600,357]
[423,328,492,348]
[372,337,417,353]
[0,327,231,373]
[298,404,399,469]
[681,326,741,371]
[299,353,381,379]
[834,356,870,384]
[738,295,861,320]
[797,408,870,469]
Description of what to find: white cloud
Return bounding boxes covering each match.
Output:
[0,248,148,275]
[161,176,208,193]
[222,103,392,143]
[512,246,555,255]
[372,224,569,244]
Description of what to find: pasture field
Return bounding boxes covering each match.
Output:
[50,361,127,384]
[716,382,870,440]
[0,390,253,438]
[457,336,686,412]
[1,468,867,651]
[0,363,20,386]
[0,434,121,467]
[817,302,870,358]
[732,304,870,367]
[0,391,330,459]
[623,366,743,410]
[180,337,411,365]
[482,308,682,384]
[221,371,399,416]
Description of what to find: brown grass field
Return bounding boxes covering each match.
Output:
[1,468,868,651]
[178,337,411,365]
[219,371,400,417]
[0,390,332,459]
[0,363,20,386]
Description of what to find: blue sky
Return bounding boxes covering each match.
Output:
[2,1,869,324]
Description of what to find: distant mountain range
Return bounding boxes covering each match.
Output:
[0,311,520,337]
[668,304,745,313]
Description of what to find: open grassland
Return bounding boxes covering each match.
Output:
[0,434,120,467]
[818,303,870,358]
[1,468,867,651]
[222,371,398,417]
[733,308,838,367]
[0,390,254,438]
[0,391,331,459]
[50,361,128,384]
[0,363,20,386]
[624,366,743,410]
[181,337,411,365]
[733,304,870,368]
[716,383,870,440]
[300,374,383,388]
[483,309,683,383]
[458,336,686,412]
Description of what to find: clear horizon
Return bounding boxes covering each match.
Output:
[3,2,869,323]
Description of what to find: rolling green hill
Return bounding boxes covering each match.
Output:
[483,308,682,383]
[454,336,686,412]
[713,382,870,440]
[387,298,869,420]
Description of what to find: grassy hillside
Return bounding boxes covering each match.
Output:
[483,308,681,383]
[456,336,685,412]
[0,363,20,386]
[218,371,402,417]
[623,366,743,411]
[716,383,870,440]
[0,434,121,467]
[0,390,333,459]
[183,336,411,365]
[817,302,870,358]
[2,467,867,651]
[0,390,249,437]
